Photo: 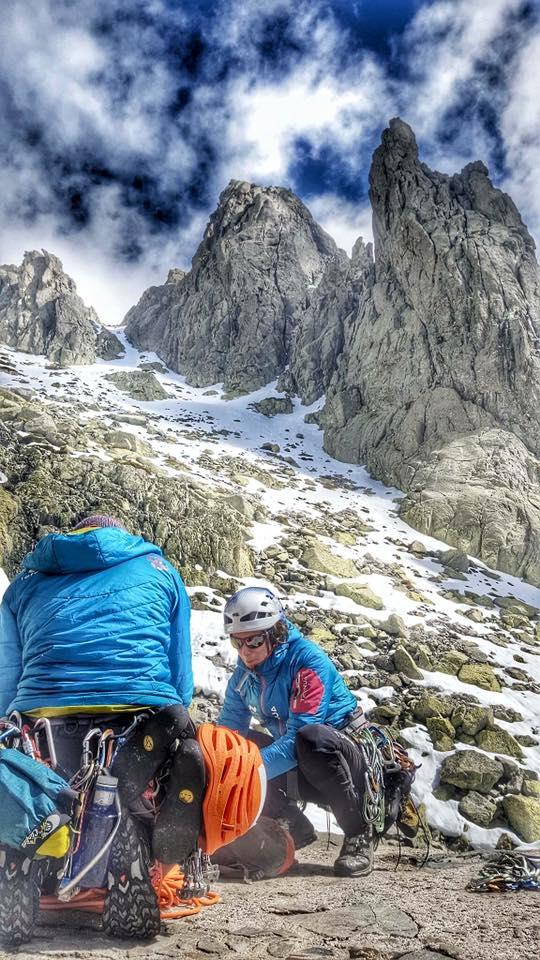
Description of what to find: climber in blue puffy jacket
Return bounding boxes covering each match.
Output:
[219,586,377,879]
[0,515,192,715]
[0,515,202,942]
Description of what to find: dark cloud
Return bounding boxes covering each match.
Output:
[0,0,537,324]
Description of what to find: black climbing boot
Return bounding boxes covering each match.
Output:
[111,705,195,806]
[102,812,160,940]
[0,846,41,945]
[333,828,373,878]
[153,738,206,865]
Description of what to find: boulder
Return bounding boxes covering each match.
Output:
[250,397,294,417]
[393,646,423,680]
[452,705,494,736]
[377,614,408,637]
[104,371,169,401]
[222,494,257,520]
[475,727,523,759]
[440,549,470,573]
[432,650,469,675]
[334,581,384,609]
[522,780,540,798]
[426,716,455,752]
[502,795,540,843]
[458,791,497,827]
[440,750,503,793]
[458,663,501,692]
[412,694,454,720]
[300,542,360,579]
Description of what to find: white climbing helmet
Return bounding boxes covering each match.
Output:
[223,587,285,635]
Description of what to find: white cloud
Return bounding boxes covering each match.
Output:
[308,196,373,254]
[225,57,390,183]
[500,30,540,244]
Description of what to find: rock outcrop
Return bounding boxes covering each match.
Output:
[0,250,123,365]
[0,387,253,583]
[320,118,540,582]
[287,238,374,405]
[125,180,338,393]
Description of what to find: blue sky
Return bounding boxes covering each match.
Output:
[0,0,538,324]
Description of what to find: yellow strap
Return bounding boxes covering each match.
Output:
[26,705,142,718]
[66,526,99,535]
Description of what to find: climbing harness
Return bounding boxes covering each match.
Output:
[467,850,540,892]
[2,713,222,922]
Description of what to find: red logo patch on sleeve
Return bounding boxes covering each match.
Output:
[290,668,324,715]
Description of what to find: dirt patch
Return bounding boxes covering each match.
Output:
[2,838,536,960]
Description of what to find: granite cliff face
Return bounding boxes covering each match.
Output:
[125,180,339,393]
[285,238,374,405]
[321,118,540,467]
[0,250,123,365]
[318,119,540,582]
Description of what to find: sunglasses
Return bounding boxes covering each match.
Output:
[230,630,270,651]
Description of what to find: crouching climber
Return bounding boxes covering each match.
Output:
[218,586,416,878]
[0,514,206,942]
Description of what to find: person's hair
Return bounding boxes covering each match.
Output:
[270,620,288,645]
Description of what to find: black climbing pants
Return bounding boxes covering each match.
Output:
[250,725,371,837]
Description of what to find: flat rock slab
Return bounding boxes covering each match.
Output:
[402,953,453,960]
[197,937,229,954]
[269,902,329,915]
[298,902,418,940]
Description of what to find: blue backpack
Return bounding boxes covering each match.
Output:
[0,749,76,857]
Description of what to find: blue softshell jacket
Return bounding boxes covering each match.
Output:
[0,528,192,715]
[218,622,357,779]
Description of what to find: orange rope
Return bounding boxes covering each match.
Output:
[40,863,221,921]
[152,863,221,919]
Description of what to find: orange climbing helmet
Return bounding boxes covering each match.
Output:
[196,724,267,855]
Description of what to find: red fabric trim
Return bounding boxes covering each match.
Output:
[290,668,324,715]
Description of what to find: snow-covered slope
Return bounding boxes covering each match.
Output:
[1,334,540,848]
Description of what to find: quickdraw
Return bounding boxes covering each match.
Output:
[341,717,419,838]
[467,851,540,892]
[342,724,386,833]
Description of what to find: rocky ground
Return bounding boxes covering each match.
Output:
[2,839,535,960]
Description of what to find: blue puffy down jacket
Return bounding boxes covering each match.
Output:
[218,622,358,779]
[0,528,192,714]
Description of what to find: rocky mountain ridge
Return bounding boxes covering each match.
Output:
[0,250,123,366]
[125,180,338,394]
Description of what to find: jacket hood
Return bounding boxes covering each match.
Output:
[23,528,161,575]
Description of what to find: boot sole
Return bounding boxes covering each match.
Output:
[333,861,373,878]
[153,739,205,864]
[102,814,160,940]
[0,848,40,945]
